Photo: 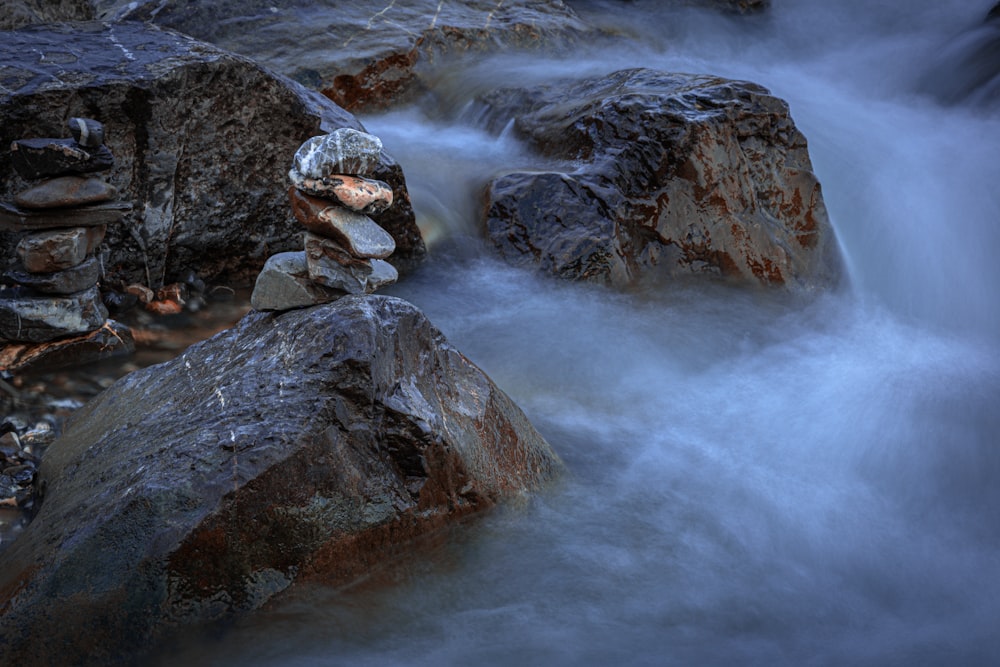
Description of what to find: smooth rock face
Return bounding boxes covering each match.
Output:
[14,175,117,209]
[3,256,101,295]
[15,226,105,273]
[10,138,114,180]
[292,128,383,179]
[478,68,842,290]
[0,285,109,343]
[288,172,394,214]
[0,21,423,287]
[0,295,560,664]
[250,250,345,310]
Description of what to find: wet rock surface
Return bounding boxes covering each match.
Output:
[90,0,596,111]
[478,68,842,289]
[0,21,423,290]
[0,295,560,665]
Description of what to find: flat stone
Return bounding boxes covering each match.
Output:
[291,128,383,179]
[14,176,117,209]
[16,226,105,273]
[302,231,374,270]
[10,138,114,180]
[290,194,394,259]
[250,251,345,311]
[0,201,130,231]
[67,118,104,148]
[4,256,100,295]
[0,285,109,343]
[306,249,397,295]
[0,320,133,374]
[288,172,393,214]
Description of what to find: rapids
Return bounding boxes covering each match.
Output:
[157,1,1000,664]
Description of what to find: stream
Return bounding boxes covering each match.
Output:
[156,1,1000,665]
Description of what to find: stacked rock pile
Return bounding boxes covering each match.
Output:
[0,118,134,371]
[251,128,398,311]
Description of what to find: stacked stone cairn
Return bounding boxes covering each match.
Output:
[0,118,134,371]
[251,128,398,311]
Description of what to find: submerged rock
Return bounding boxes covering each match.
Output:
[0,295,559,664]
[478,68,842,290]
[0,21,422,289]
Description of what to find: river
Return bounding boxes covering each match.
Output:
[157,1,1000,664]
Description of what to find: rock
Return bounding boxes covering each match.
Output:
[0,1,93,30]
[90,0,595,111]
[292,128,383,179]
[0,285,108,343]
[250,250,345,311]
[0,295,560,664]
[15,226,105,273]
[10,138,114,180]
[478,68,841,289]
[0,201,130,232]
[288,172,394,214]
[303,232,400,294]
[292,200,396,259]
[67,117,105,148]
[0,21,423,289]
[14,175,117,209]
[4,255,101,295]
[0,320,133,374]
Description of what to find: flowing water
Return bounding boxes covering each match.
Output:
[159,1,1000,664]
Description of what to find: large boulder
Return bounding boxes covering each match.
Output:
[478,68,842,290]
[0,295,559,664]
[0,21,424,291]
[91,0,596,111]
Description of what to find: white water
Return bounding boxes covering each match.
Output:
[162,1,1000,664]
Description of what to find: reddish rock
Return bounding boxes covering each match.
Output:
[15,226,105,273]
[14,175,117,209]
[289,172,394,214]
[479,69,842,290]
[289,187,395,259]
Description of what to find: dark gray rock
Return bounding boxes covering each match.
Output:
[0,21,423,289]
[67,117,105,148]
[249,250,344,310]
[10,138,114,181]
[15,226,105,273]
[0,285,108,342]
[0,0,93,30]
[0,200,129,232]
[0,295,560,664]
[91,0,595,111]
[478,68,842,290]
[4,256,101,295]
